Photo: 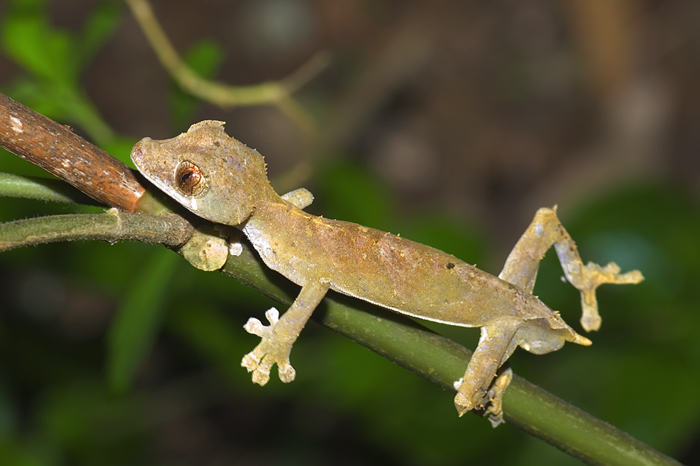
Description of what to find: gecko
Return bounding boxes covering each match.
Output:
[130,120,643,424]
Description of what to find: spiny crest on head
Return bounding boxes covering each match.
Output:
[187,120,226,134]
[184,120,269,178]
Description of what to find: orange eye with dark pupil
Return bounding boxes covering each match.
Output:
[174,161,208,196]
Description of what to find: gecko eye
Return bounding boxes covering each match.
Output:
[174,160,209,197]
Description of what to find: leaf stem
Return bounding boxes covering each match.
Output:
[0,172,99,204]
[124,0,327,110]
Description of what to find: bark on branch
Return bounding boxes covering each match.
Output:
[0,93,144,211]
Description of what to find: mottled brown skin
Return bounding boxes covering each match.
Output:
[131,121,644,424]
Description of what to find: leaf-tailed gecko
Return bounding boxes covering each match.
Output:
[130,121,643,424]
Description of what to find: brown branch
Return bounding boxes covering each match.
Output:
[0,93,144,211]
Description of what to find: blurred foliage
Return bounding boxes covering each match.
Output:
[0,0,698,465]
[0,0,122,149]
[106,248,178,394]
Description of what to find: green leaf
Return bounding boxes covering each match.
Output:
[100,136,140,165]
[77,0,122,68]
[167,301,246,381]
[0,440,56,466]
[1,79,57,117]
[1,0,118,144]
[1,0,52,78]
[1,0,76,83]
[106,248,179,393]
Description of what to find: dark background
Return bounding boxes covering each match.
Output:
[1,0,699,464]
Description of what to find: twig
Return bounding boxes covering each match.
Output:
[0,93,144,211]
[124,0,327,112]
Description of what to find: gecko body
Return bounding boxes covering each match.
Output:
[131,121,643,423]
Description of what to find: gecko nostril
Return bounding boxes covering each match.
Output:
[175,160,209,197]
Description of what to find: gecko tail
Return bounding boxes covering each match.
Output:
[570,331,592,346]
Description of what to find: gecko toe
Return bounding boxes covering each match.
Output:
[277,363,296,383]
[251,367,271,386]
[242,351,273,386]
[241,352,261,372]
[244,318,266,336]
[244,308,281,337]
[264,307,280,324]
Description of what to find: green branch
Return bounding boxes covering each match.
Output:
[0,195,679,464]
[0,211,193,252]
[0,172,99,204]
[0,168,678,464]
[219,238,681,466]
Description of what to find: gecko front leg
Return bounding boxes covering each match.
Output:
[224,190,314,261]
[281,188,314,210]
[242,279,330,385]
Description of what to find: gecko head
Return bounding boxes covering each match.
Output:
[131,120,273,226]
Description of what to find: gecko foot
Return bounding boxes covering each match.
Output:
[453,366,512,427]
[570,262,644,332]
[483,366,512,427]
[241,308,296,385]
[453,378,486,418]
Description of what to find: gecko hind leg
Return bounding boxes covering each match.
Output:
[241,280,329,385]
[500,207,644,331]
[454,322,519,424]
[464,207,643,425]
